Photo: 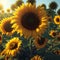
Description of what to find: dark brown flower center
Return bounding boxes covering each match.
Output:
[4,22,13,32]
[55,50,59,55]
[21,12,40,30]
[56,18,60,22]
[37,37,46,45]
[49,2,57,10]
[52,32,56,36]
[9,42,17,50]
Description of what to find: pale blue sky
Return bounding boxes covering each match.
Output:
[0,0,60,10]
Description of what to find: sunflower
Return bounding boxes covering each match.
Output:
[31,55,43,60]
[49,1,58,10]
[11,4,17,11]
[13,3,48,38]
[27,0,36,5]
[1,37,22,56]
[16,0,23,6]
[54,15,60,25]
[53,50,60,55]
[49,30,58,38]
[0,17,16,36]
[40,4,46,9]
[1,10,5,14]
[6,8,10,13]
[34,37,47,49]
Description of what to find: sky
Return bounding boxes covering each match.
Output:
[0,0,60,11]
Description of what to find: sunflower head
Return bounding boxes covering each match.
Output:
[4,37,22,56]
[31,55,43,60]
[49,30,58,38]
[7,8,10,13]
[54,15,60,25]
[49,1,58,10]
[11,4,17,11]
[34,37,47,49]
[6,37,22,49]
[16,0,23,6]
[13,3,48,38]
[1,10,5,14]
[53,50,60,55]
[27,0,36,5]
[57,9,60,15]
[0,17,16,36]
[41,4,46,9]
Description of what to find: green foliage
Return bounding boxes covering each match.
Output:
[57,9,60,15]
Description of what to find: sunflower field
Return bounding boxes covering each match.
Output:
[0,0,60,60]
